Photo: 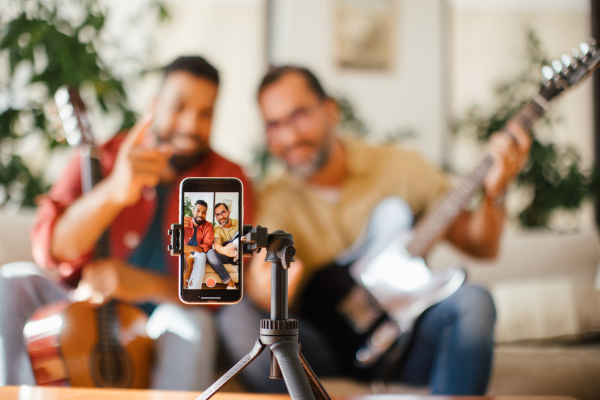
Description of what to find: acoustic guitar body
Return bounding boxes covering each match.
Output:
[25,301,153,388]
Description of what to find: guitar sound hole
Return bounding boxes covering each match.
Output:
[91,346,133,388]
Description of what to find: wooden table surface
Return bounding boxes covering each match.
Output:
[0,386,580,400]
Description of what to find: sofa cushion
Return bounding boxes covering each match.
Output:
[0,209,36,267]
[428,229,600,342]
[203,263,239,284]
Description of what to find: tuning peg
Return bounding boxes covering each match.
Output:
[589,37,597,49]
[63,117,80,146]
[54,87,70,108]
[551,59,564,73]
[561,54,572,67]
[58,103,74,121]
[580,42,590,56]
[541,65,555,82]
[572,48,582,61]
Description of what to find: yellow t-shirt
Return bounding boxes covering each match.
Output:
[213,218,239,244]
[257,137,450,298]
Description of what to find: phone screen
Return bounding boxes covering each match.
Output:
[179,178,243,304]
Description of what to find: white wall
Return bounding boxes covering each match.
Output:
[215,192,240,221]
[269,0,449,166]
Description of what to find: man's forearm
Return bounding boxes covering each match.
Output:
[446,197,506,258]
[51,178,125,262]
[143,272,180,303]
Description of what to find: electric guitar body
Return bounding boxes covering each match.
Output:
[301,197,466,378]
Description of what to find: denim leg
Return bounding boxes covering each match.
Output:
[189,252,207,289]
[394,284,496,395]
[147,303,216,390]
[216,297,341,393]
[206,249,233,284]
[0,262,69,385]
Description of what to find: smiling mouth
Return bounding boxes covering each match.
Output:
[171,134,204,153]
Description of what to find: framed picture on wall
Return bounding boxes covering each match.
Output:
[335,0,394,70]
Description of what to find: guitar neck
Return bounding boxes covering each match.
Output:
[68,85,111,260]
[405,97,547,257]
[80,150,111,259]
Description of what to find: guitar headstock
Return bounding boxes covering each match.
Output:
[540,39,600,101]
[53,86,95,147]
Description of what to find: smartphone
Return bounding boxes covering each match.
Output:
[179,177,243,304]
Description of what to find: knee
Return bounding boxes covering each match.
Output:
[448,285,496,341]
[452,285,495,317]
[0,262,38,295]
[194,252,207,263]
[206,249,218,262]
[147,303,216,345]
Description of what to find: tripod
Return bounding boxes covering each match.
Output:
[169,224,331,400]
[203,227,331,400]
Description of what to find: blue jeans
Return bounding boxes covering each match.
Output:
[206,249,235,284]
[216,283,495,395]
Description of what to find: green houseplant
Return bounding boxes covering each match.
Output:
[0,0,168,208]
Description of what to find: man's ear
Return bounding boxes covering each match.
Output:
[324,98,340,125]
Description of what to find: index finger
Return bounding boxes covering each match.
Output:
[124,114,154,148]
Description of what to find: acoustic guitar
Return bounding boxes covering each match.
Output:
[23,87,154,387]
[301,41,600,378]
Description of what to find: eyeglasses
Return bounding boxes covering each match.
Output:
[215,210,228,217]
[265,103,323,136]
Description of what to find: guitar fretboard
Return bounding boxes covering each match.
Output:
[405,97,547,257]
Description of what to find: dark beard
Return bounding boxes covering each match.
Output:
[218,218,230,226]
[286,139,331,178]
[169,149,209,173]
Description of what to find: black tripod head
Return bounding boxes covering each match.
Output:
[242,225,295,268]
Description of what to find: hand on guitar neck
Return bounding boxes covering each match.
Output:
[51,115,173,264]
[443,121,531,258]
[483,120,532,202]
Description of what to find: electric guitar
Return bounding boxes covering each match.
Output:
[301,41,600,377]
[23,87,154,387]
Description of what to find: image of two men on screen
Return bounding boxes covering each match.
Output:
[182,192,240,290]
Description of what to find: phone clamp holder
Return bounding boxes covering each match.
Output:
[168,224,331,400]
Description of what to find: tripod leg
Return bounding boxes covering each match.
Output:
[195,339,266,400]
[270,340,315,400]
[298,349,332,400]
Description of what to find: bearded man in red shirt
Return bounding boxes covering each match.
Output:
[0,56,254,389]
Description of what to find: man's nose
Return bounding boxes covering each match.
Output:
[276,124,301,147]
[177,111,201,135]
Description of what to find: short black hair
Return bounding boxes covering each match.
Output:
[195,199,208,208]
[214,202,229,212]
[163,56,219,86]
[257,65,327,100]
